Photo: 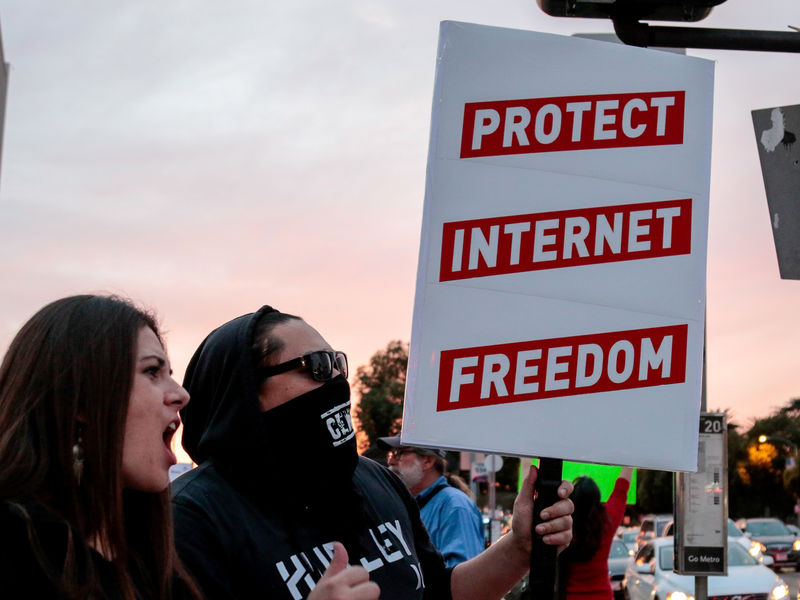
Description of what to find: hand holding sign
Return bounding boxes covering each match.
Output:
[514,465,574,551]
[449,466,574,600]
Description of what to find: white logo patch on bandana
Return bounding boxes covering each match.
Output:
[321,401,355,446]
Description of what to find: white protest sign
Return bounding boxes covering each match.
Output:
[401,22,713,472]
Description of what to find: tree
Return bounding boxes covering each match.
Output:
[732,399,800,519]
[635,469,673,515]
[352,340,408,452]
[727,419,757,518]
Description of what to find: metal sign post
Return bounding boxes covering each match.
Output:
[675,413,728,578]
[486,454,504,543]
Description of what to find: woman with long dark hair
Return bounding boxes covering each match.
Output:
[0,295,202,599]
[558,467,633,600]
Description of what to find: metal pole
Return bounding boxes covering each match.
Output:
[469,453,479,500]
[695,322,708,600]
[696,576,708,600]
[489,465,497,543]
[613,19,800,53]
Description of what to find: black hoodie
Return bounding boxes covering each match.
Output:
[171,307,452,600]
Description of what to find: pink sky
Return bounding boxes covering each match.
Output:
[0,1,797,465]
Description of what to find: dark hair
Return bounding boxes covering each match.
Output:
[568,476,606,560]
[558,475,608,599]
[0,295,200,600]
[432,455,446,475]
[251,309,303,371]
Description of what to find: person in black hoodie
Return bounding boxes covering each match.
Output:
[171,306,574,600]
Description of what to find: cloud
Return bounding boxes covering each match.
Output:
[0,0,799,430]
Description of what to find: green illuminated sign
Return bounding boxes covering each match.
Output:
[520,460,637,504]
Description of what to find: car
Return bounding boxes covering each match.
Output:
[786,523,800,537]
[727,518,767,561]
[738,518,800,571]
[617,527,638,556]
[625,537,789,600]
[635,514,673,551]
[609,537,632,600]
[662,518,767,563]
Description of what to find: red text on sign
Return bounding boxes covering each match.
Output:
[439,198,691,281]
[460,91,685,158]
[437,325,687,411]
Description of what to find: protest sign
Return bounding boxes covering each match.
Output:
[402,22,714,471]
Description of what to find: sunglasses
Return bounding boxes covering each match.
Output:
[260,350,348,382]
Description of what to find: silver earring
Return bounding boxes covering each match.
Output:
[72,433,84,486]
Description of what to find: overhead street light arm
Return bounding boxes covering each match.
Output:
[612,18,800,52]
[756,434,798,453]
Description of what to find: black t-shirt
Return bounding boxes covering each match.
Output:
[0,500,123,599]
[172,457,453,600]
[0,499,197,600]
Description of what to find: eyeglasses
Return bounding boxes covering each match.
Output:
[259,350,348,382]
[387,448,416,461]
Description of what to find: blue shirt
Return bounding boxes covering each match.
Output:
[415,476,485,567]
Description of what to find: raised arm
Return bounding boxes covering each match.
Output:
[606,467,634,528]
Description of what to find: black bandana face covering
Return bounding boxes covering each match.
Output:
[257,374,367,554]
[259,374,358,492]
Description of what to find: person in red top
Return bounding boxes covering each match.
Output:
[559,467,634,600]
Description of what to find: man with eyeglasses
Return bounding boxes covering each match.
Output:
[378,435,484,568]
[172,306,574,600]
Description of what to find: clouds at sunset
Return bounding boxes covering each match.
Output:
[0,0,797,457]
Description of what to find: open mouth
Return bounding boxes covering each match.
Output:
[163,420,179,449]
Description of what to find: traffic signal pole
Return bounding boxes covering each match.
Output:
[612,19,800,52]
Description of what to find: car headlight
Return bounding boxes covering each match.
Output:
[770,584,789,600]
[793,540,800,552]
[667,592,695,600]
[749,542,765,557]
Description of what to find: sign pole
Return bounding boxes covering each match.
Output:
[696,335,708,600]
[488,464,497,542]
[530,456,563,600]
